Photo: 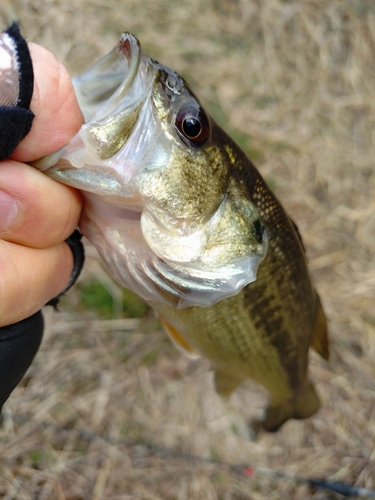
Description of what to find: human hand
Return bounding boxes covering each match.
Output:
[0,25,85,410]
[0,41,84,327]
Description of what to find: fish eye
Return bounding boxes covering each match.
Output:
[175,106,210,146]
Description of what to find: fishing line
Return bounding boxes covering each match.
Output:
[3,412,375,498]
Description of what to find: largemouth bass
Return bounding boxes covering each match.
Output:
[34,34,329,432]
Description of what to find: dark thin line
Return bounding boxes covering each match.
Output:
[5,412,375,498]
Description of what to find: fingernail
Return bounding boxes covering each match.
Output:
[0,189,17,231]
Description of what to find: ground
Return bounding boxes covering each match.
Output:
[1,0,375,498]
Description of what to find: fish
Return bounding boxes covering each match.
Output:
[33,33,329,432]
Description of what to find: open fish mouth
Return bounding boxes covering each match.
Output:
[33,33,146,170]
[32,33,156,204]
[73,33,142,124]
[72,33,148,161]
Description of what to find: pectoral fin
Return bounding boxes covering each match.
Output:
[310,294,329,360]
[214,369,244,397]
[159,316,199,358]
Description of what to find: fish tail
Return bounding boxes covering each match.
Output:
[262,381,321,432]
[310,293,329,360]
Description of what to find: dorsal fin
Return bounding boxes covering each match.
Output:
[290,218,306,252]
[310,294,329,360]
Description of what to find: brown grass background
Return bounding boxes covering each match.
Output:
[1,0,375,498]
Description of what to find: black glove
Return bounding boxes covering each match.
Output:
[0,23,84,411]
[0,22,34,160]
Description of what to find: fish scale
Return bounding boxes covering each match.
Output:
[155,294,293,399]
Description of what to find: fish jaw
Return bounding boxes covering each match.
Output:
[32,33,159,200]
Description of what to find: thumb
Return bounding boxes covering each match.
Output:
[10,43,84,162]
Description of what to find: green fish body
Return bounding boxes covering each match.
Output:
[155,132,328,431]
[34,34,328,431]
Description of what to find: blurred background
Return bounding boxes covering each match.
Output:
[1,0,375,498]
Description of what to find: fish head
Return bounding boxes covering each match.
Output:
[138,64,231,233]
[33,33,268,308]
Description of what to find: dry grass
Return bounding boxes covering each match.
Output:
[1,0,375,498]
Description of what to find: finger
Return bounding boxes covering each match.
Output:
[0,239,73,326]
[10,43,84,162]
[0,161,82,248]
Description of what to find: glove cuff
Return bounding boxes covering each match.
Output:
[47,229,85,308]
[0,22,34,160]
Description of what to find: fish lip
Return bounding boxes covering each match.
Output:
[72,32,142,123]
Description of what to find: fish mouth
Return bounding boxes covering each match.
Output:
[73,33,142,123]
[32,33,149,173]
[30,33,156,211]
[72,33,152,161]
